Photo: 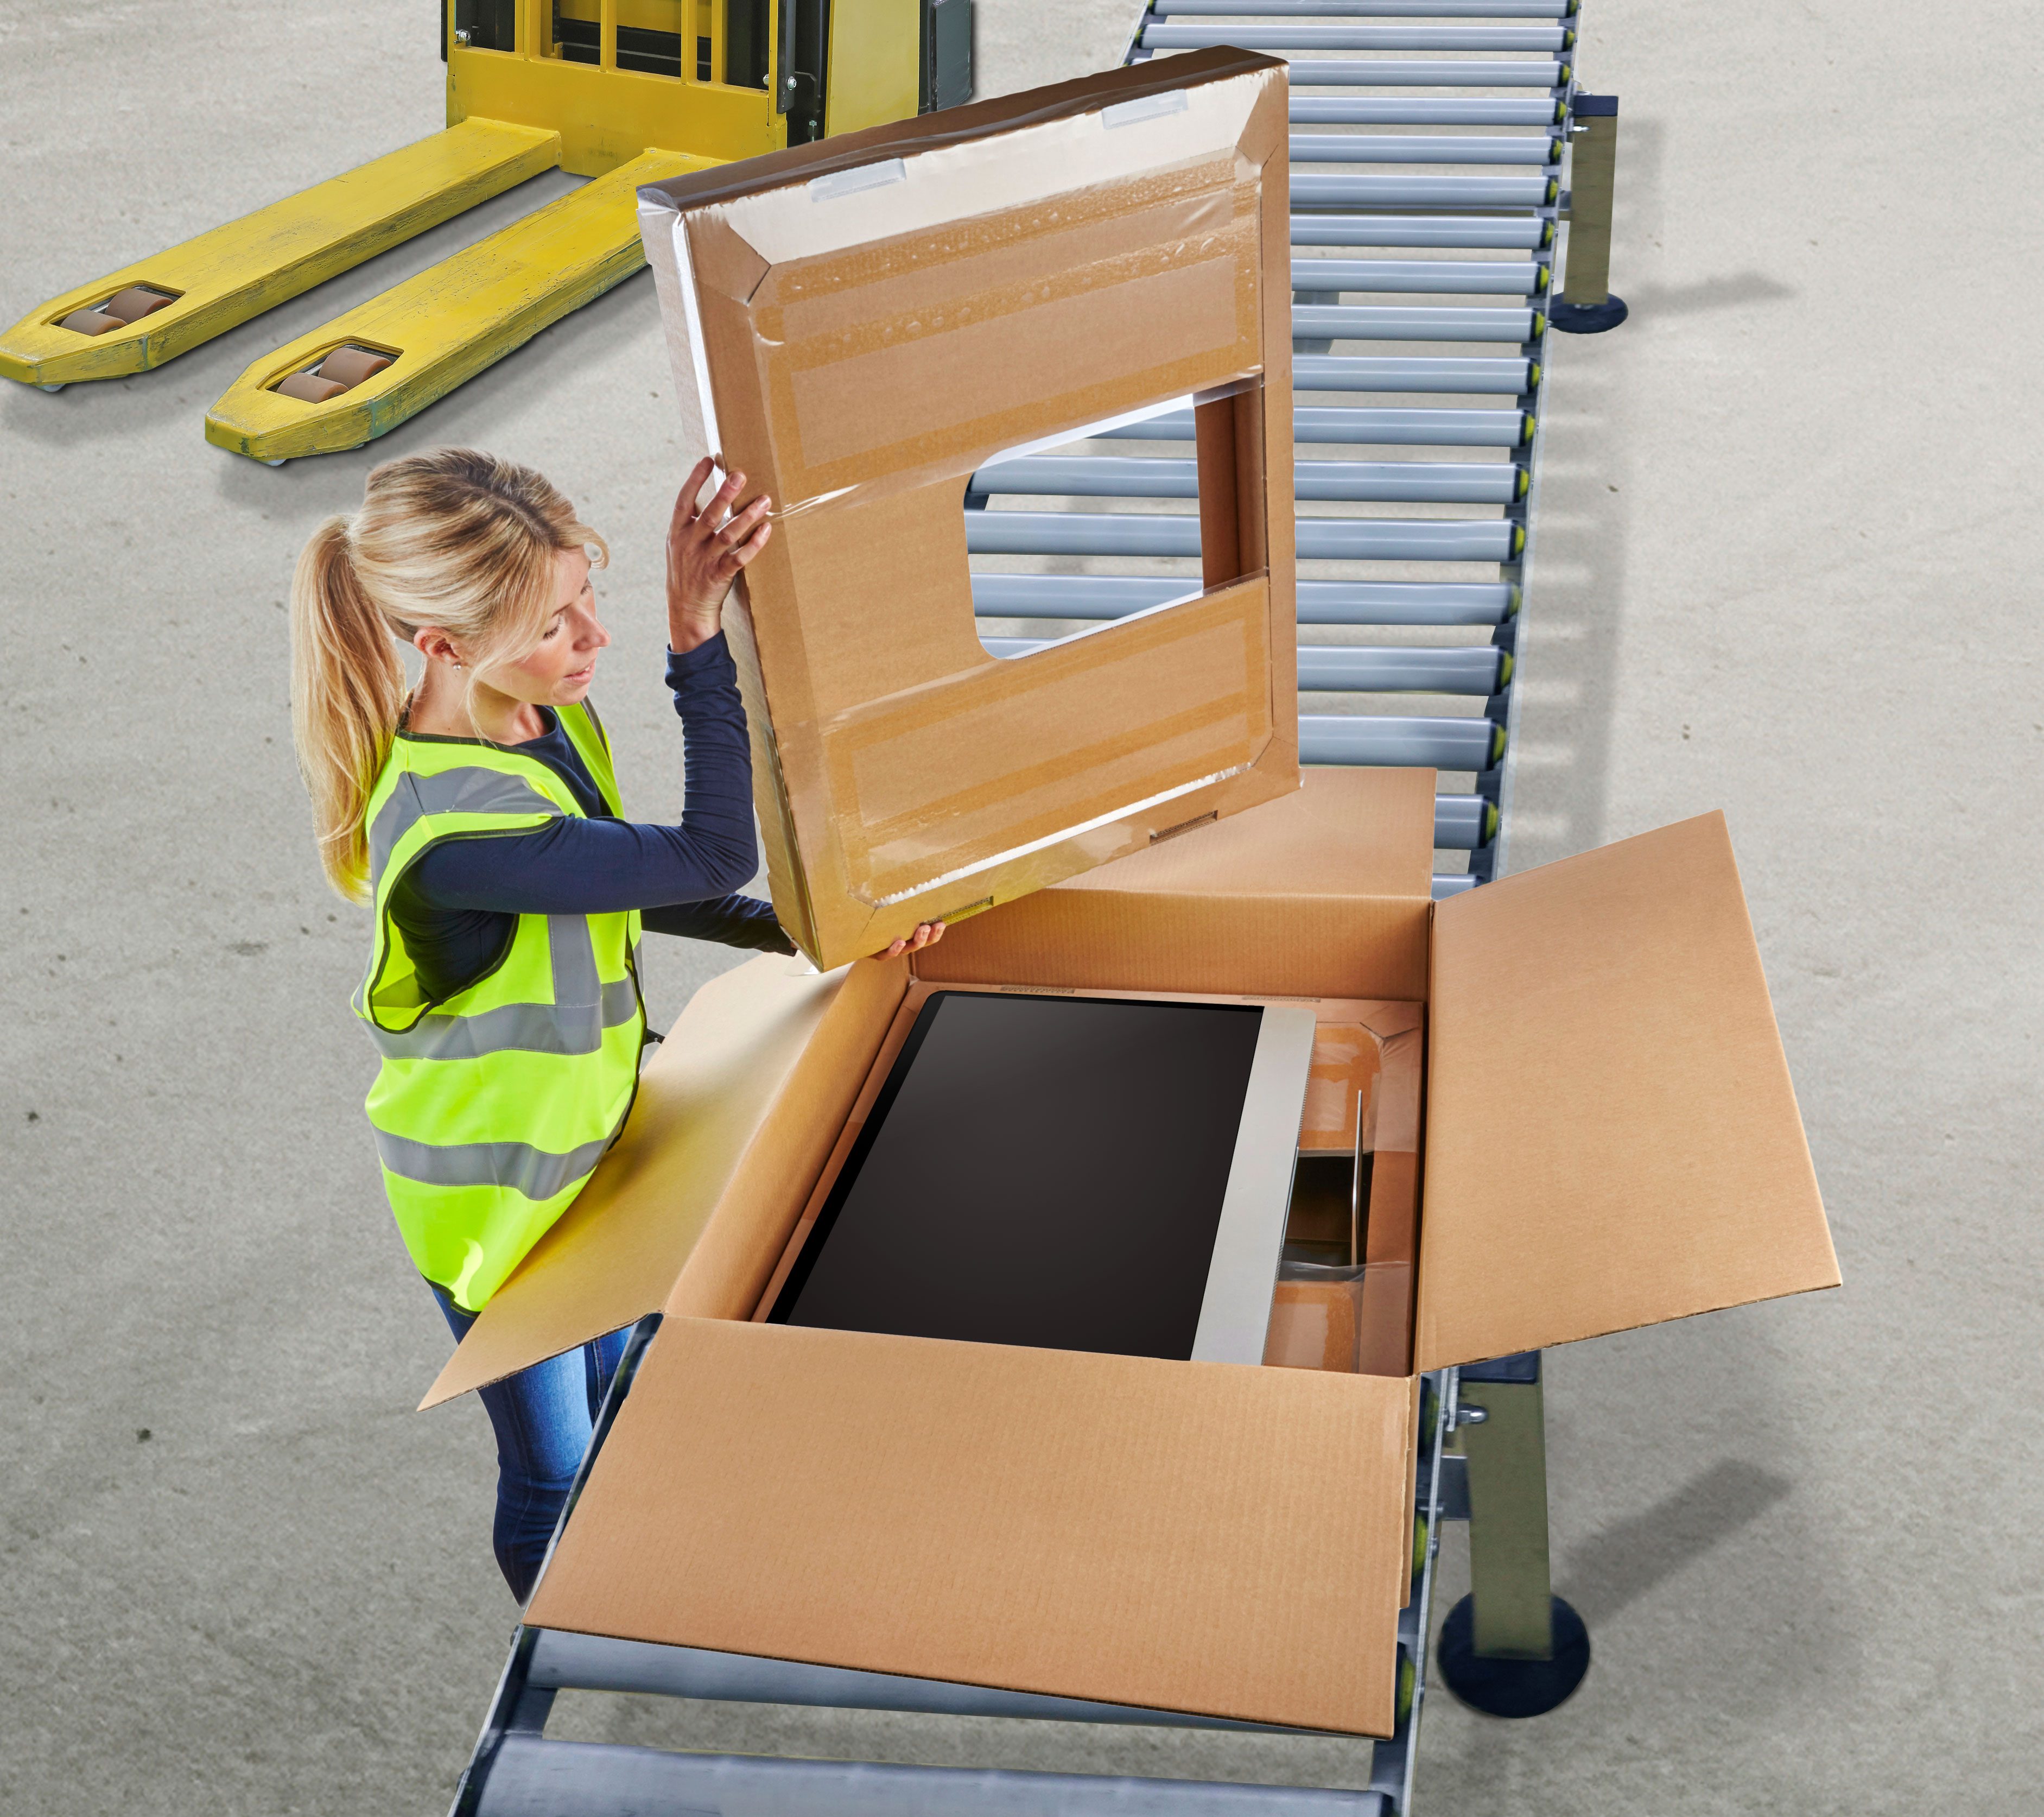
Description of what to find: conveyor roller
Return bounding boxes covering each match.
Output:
[1293,173,1556,208]
[1093,407,1532,445]
[1288,98,1565,125]
[472,1735,1389,1817]
[1277,59,1567,85]
[965,513,1522,562]
[971,456,1524,505]
[1299,716,1505,770]
[1288,135,1559,165]
[968,576,1519,628]
[1293,216,1551,250]
[1292,262,1546,296]
[1144,24,1572,50]
[1428,794,1499,850]
[1295,356,1536,393]
[984,639,1507,696]
[1291,306,1539,343]
[1152,0,1573,14]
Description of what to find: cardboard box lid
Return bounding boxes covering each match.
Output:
[525,1316,1417,1736]
[1415,813,1839,1371]
[636,47,1301,970]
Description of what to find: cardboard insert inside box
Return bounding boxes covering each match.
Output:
[422,768,1837,1739]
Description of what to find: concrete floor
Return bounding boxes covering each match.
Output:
[1,1,2037,1813]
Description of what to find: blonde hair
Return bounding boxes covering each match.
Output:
[289,447,608,902]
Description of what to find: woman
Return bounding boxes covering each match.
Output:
[288,447,940,1599]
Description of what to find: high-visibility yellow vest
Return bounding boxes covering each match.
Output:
[355,703,644,1311]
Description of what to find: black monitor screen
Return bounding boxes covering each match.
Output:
[768,990,1266,1359]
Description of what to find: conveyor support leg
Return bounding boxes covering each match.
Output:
[1436,1353,1591,1717]
[1551,93,1627,333]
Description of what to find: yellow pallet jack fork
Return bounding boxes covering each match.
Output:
[0,0,959,461]
[0,119,560,391]
[205,148,713,464]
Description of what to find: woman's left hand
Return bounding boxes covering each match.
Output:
[884,922,946,958]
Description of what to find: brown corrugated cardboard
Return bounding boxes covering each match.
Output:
[635,47,1300,969]
[915,762,1437,999]
[428,768,1834,1734]
[525,1316,1415,1735]
[420,953,908,1408]
[1415,812,1839,1371]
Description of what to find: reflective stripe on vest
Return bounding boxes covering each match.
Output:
[356,704,645,1312]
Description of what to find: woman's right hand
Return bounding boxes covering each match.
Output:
[666,457,772,653]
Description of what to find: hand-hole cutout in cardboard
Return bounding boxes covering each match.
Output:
[638,48,1299,969]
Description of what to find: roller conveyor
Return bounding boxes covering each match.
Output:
[981,0,1581,907]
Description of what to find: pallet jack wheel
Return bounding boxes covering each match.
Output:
[1436,1594,1590,1718]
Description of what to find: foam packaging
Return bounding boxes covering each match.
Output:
[633,47,1300,968]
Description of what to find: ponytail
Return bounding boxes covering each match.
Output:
[287,448,609,903]
[291,518,406,901]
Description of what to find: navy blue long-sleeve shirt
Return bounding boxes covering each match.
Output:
[391,633,792,1003]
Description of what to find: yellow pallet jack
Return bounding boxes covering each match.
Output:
[0,0,972,464]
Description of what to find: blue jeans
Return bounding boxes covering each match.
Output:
[431,1283,632,1603]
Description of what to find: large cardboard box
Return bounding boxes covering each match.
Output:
[634,47,1300,970]
[423,770,1837,1737]
[421,51,1836,1744]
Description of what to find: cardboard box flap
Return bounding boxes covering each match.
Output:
[526,1317,1416,1736]
[637,51,1300,970]
[916,767,1437,1000]
[1415,813,1837,1372]
[420,954,905,1408]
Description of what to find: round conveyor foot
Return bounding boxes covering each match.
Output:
[39,383,66,394]
[261,458,288,467]
[1548,295,1628,334]
[1436,1595,1590,1717]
